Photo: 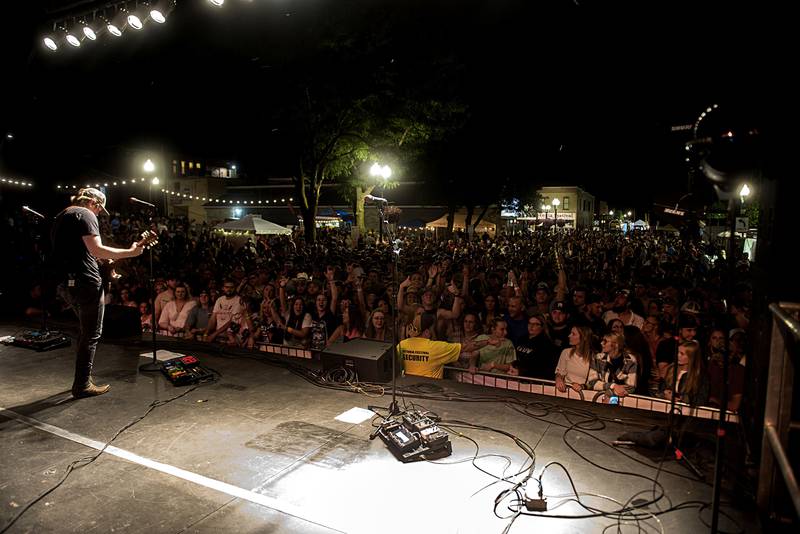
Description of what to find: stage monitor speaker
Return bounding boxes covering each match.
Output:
[321,338,395,383]
[103,304,142,338]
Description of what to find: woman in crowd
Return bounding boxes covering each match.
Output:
[158,284,196,337]
[478,294,499,334]
[139,302,153,333]
[622,324,652,396]
[509,312,556,379]
[364,309,394,342]
[185,290,213,340]
[275,296,312,347]
[119,288,138,308]
[662,340,708,406]
[328,304,365,343]
[587,332,638,398]
[607,318,625,337]
[451,312,484,368]
[468,318,516,373]
[555,325,594,393]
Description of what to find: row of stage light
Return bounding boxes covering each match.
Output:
[41,0,240,53]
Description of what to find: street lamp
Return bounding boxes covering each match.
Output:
[551,198,560,231]
[369,162,392,243]
[739,183,750,205]
[143,158,155,173]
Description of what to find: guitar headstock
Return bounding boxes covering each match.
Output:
[138,230,159,249]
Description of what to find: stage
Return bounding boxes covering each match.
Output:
[0,321,759,534]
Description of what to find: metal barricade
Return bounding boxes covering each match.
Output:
[757,302,800,522]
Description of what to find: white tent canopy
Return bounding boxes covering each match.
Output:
[426,210,496,233]
[215,214,292,235]
[633,219,649,229]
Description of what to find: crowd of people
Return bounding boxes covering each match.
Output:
[11,209,752,411]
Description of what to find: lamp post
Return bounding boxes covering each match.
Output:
[551,198,560,231]
[369,163,391,244]
[140,157,160,373]
[542,204,550,229]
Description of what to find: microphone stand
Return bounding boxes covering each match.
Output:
[136,201,160,373]
[22,206,53,335]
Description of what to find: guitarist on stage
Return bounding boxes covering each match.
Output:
[51,188,145,399]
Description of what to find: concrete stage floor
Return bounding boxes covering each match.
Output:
[0,322,759,534]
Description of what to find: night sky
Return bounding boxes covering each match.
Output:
[0,0,789,211]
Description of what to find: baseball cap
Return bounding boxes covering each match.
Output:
[294,272,309,281]
[616,288,631,297]
[536,282,549,291]
[680,300,702,315]
[551,300,567,312]
[74,187,109,215]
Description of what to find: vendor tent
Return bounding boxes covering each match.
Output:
[215,214,292,235]
[633,219,649,229]
[426,210,496,233]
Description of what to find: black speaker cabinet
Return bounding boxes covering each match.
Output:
[102,304,142,338]
[321,338,396,383]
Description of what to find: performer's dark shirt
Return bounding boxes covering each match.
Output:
[51,206,101,288]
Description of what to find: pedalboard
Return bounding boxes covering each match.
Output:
[161,355,214,386]
[378,410,452,463]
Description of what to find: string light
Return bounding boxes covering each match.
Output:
[1,177,35,188]
[160,189,294,205]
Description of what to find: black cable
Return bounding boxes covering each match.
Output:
[0,383,208,534]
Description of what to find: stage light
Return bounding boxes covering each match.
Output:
[128,13,143,30]
[105,12,125,37]
[149,0,175,23]
[209,0,225,7]
[43,36,58,51]
[82,22,97,40]
[65,29,81,47]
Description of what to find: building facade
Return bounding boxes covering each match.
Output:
[536,186,596,229]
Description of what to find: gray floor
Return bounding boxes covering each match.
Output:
[0,323,759,534]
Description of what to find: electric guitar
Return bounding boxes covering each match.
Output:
[100,230,159,291]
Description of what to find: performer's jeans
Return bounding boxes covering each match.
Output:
[58,283,105,389]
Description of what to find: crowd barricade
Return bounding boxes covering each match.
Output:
[444,366,739,423]
[255,341,314,360]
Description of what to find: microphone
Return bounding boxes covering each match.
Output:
[129,197,155,208]
[22,206,45,219]
[364,194,388,203]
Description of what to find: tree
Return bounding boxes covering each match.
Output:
[273,8,467,242]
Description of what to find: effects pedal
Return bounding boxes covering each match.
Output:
[378,410,452,463]
[161,355,213,386]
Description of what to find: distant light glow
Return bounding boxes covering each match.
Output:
[151,177,160,185]
[143,159,156,173]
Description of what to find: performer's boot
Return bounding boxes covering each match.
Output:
[72,379,111,398]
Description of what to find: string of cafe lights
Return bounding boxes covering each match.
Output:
[41,1,251,53]
[54,181,293,205]
[161,189,294,205]
[0,177,35,188]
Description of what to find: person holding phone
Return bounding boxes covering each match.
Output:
[587,332,638,401]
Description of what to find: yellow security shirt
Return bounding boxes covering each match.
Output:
[398,337,461,379]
